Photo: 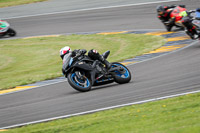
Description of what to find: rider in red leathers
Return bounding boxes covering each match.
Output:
[157,5,198,39]
[157,5,179,31]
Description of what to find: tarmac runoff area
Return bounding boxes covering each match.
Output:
[0,30,196,96]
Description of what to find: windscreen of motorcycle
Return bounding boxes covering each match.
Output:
[62,53,73,70]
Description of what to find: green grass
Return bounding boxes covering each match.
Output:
[0,0,47,8]
[0,34,165,90]
[3,92,200,133]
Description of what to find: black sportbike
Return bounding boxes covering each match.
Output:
[63,51,131,92]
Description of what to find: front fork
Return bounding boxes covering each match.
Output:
[75,71,84,80]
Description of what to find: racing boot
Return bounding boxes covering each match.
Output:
[98,55,111,70]
[191,28,199,39]
[186,27,198,39]
[88,49,111,70]
[186,30,194,39]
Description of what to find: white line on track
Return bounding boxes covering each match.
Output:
[0,79,67,96]
[5,0,180,19]
[1,89,200,130]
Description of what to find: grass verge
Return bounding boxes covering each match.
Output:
[0,0,47,8]
[0,34,165,90]
[3,91,200,133]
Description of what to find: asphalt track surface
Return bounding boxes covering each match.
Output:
[1,0,200,129]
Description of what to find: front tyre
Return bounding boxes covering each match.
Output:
[164,24,173,31]
[112,62,131,84]
[67,72,92,92]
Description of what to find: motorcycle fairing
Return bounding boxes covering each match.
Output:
[192,20,200,30]
[80,56,94,62]
[65,57,97,85]
[195,10,200,19]
[62,53,72,71]
[73,61,94,71]
[0,21,10,33]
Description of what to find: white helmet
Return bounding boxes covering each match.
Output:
[60,46,71,59]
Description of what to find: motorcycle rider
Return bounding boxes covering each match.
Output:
[60,46,111,75]
[157,5,176,22]
[157,5,198,39]
[157,5,178,31]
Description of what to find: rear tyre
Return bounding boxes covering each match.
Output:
[7,28,16,37]
[112,62,131,84]
[67,71,92,92]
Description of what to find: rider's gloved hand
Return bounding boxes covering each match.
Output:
[164,17,175,25]
[80,49,87,54]
[71,51,77,57]
[179,5,186,8]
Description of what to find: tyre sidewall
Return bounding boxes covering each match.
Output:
[67,72,92,92]
[7,28,16,36]
[112,62,131,84]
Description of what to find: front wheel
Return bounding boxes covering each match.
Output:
[112,62,131,84]
[67,71,92,92]
[164,24,173,31]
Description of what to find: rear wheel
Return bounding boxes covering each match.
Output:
[67,71,92,92]
[7,28,16,37]
[112,62,131,84]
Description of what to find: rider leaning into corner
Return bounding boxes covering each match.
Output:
[60,46,111,75]
[156,5,199,39]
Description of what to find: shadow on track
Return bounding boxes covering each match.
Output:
[67,81,134,94]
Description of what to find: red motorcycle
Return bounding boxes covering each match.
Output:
[160,5,187,31]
